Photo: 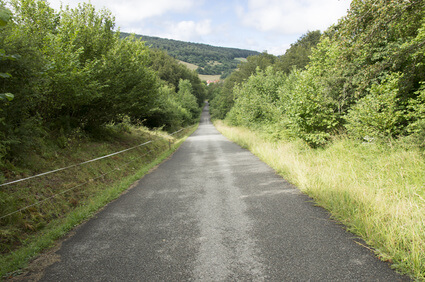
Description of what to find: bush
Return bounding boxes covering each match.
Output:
[176,79,201,122]
[406,82,425,147]
[227,66,285,127]
[344,73,404,140]
[279,69,340,147]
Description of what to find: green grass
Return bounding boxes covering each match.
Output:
[0,124,197,279]
[234,57,247,62]
[177,60,222,82]
[179,60,198,71]
[199,74,221,82]
[215,120,425,280]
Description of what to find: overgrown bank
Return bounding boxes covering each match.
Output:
[0,1,205,276]
[215,121,425,279]
[0,0,206,176]
[207,2,425,278]
[0,123,197,278]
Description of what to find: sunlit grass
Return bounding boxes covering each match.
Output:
[0,125,197,278]
[215,120,425,280]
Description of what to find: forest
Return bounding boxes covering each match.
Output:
[120,32,260,78]
[0,0,206,174]
[210,0,425,148]
[0,0,208,275]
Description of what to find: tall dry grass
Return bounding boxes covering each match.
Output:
[215,121,425,279]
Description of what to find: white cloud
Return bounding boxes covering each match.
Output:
[266,43,292,56]
[237,0,350,34]
[45,0,350,54]
[108,0,196,25]
[48,0,197,23]
[158,19,212,41]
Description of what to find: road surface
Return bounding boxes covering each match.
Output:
[34,104,407,281]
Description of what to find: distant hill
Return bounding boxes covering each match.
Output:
[120,32,260,78]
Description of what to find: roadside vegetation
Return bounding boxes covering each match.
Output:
[216,122,424,279]
[0,0,205,182]
[209,0,425,279]
[0,0,205,171]
[0,0,204,277]
[0,123,197,278]
[1,0,425,279]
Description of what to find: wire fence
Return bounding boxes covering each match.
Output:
[0,126,194,221]
[0,141,153,188]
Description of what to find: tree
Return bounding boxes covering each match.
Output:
[0,5,14,166]
[345,73,404,139]
[210,52,277,120]
[328,0,425,105]
[0,0,61,161]
[274,30,321,73]
[176,79,200,122]
[284,0,425,143]
[0,5,14,103]
[227,67,284,127]
[0,0,189,163]
[85,34,158,130]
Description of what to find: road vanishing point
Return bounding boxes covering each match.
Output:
[30,104,407,281]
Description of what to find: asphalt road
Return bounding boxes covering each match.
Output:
[36,104,408,281]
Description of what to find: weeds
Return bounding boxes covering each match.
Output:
[0,123,196,278]
[215,120,425,280]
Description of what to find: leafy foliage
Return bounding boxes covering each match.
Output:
[121,32,260,77]
[274,30,321,74]
[148,48,206,107]
[209,52,276,120]
[177,79,201,122]
[227,67,284,127]
[345,73,404,140]
[211,0,425,147]
[0,4,13,167]
[0,0,203,169]
[0,5,14,103]
[279,69,340,147]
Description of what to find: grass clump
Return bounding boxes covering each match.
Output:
[215,120,425,280]
[0,123,197,278]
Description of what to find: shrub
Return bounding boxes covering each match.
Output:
[279,69,340,147]
[227,66,285,127]
[344,73,404,140]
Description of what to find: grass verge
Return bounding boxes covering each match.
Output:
[215,120,425,280]
[0,124,197,279]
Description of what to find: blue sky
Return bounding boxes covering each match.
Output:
[47,0,352,55]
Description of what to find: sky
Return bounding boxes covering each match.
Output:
[47,0,352,56]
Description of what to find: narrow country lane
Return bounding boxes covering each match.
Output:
[35,104,407,281]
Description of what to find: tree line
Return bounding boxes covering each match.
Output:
[210,0,425,148]
[121,32,260,78]
[0,0,205,171]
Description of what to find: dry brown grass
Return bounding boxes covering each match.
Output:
[178,60,198,71]
[215,120,425,280]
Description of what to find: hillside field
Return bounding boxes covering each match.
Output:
[179,61,222,82]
